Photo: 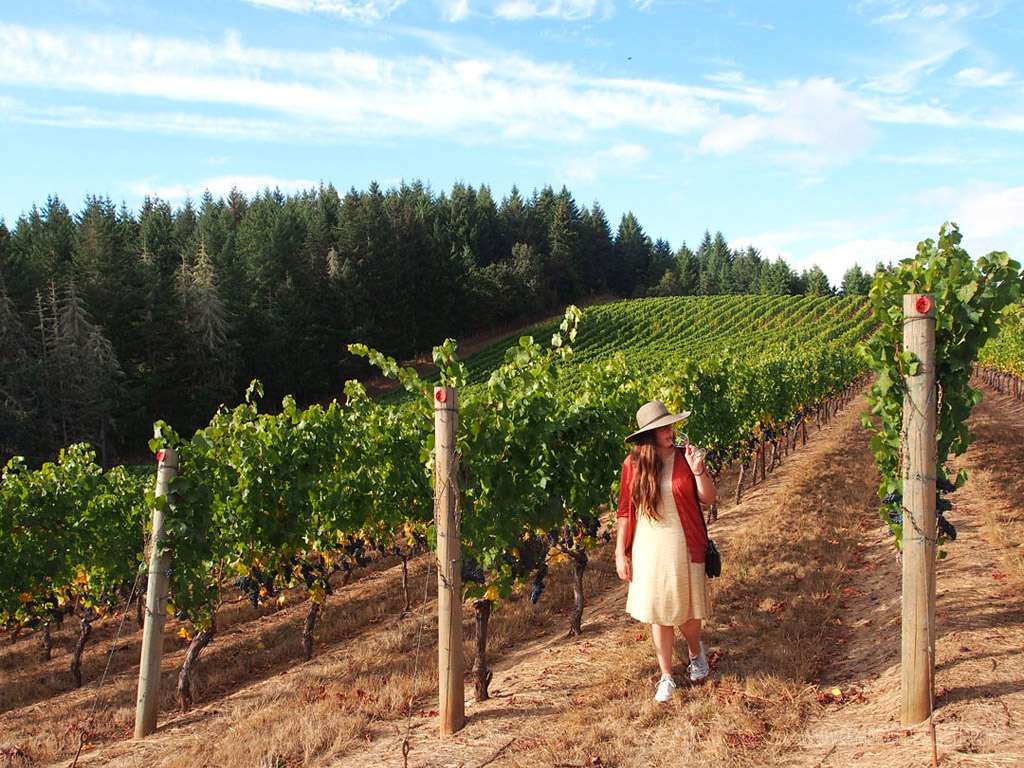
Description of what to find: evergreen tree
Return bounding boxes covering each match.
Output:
[335,183,417,359]
[758,256,800,295]
[611,212,652,296]
[695,230,717,295]
[35,282,124,463]
[499,186,528,254]
[133,197,193,442]
[545,188,582,302]
[527,186,558,259]
[646,238,676,293]
[802,265,834,296]
[651,268,684,296]
[7,198,76,303]
[840,263,873,295]
[448,182,504,268]
[675,242,699,295]
[697,231,733,294]
[578,203,614,294]
[0,277,41,464]
[731,245,763,294]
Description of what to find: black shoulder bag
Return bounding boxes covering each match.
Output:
[687,454,721,578]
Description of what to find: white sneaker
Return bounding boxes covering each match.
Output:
[654,674,676,702]
[688,643,709,682]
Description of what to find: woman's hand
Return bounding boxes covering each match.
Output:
[616,551,632,582]
[684,442,707,476]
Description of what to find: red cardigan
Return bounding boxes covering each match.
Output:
[617,447,707,564]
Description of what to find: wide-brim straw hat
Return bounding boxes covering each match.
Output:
[625,400,691,443]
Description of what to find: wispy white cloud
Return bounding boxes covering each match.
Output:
[0,22,724,145]
[0,13,1008,185]
[855,0,986,97]
[954,66,1014,87]
[946,182,1024,241]
[241,0,407,22]
[920,4,951,20]
[861,0,979,26]
[441,0,613,22]
[732,220,915,287]
[1,97,313,142]
[804,237,915,286]
[562,142,650,183]
[917,181,1024,259]
[704,71,744,85]
[862,46,965,95]
[989,112,1024,131]
[127,174,321,205]
[699,78,879,166]
[854,95,960,127]
[440,0,473,22]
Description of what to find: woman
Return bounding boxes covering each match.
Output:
[615,400,717,703]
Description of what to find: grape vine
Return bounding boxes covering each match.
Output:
[859,223,1022,548]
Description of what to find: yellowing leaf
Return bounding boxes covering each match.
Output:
[18,592,33,604]
[484,586,499,601]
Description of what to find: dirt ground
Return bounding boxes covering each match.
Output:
[3,381,1023,768]
[323,384,1024,768]
[336,382,1024,768]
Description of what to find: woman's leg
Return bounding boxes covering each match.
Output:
[651,624,676,676]
[678,618,702,657]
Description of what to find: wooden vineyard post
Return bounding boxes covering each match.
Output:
[434,386,465,736]
[135,448,178,738]
[901,294,937,727]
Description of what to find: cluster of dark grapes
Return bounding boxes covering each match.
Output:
[546,514,607,553]
[936,477,957,541]
[344,538,371,569]
[529,563,548,604]
[880,477,958,541]
[882,491,903,530]
[461,559,485,584]
[509,535,548,579]
[233,566,277,608]
[704,447,721,473]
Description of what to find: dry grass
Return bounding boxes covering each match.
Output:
[4,385,1024,768]
[954,386,1024,590]
[492,396,880,768]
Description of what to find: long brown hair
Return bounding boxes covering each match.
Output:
[629,432,664,521]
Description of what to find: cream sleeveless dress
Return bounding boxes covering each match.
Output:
[625,452,710,625]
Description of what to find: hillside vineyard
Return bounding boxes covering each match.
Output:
[2,295,875,705]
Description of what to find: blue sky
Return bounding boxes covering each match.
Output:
[2,0,1022,288]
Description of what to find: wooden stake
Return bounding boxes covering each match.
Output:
[134,448,178,738]
[434,387,465,735]
[901,294,937,727]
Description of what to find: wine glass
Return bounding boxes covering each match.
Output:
[675,430,704,461]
